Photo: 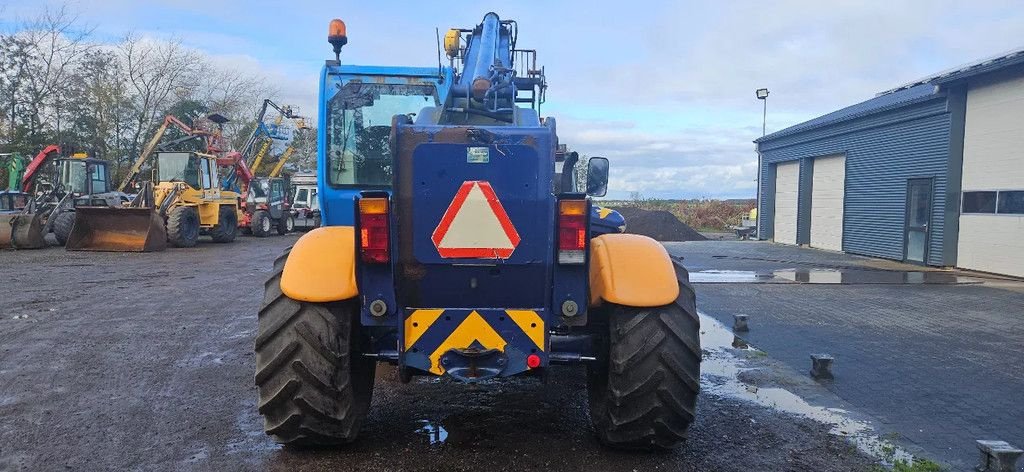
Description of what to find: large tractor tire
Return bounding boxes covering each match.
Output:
[277,215,294,235]
[51,211,76,246]
[252,210,272,237]
[210,206,238,243]
[587,267,700,451]
[166,206,200,248]
[255,250,376,446]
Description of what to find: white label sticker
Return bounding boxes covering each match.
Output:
[467,147,490,163]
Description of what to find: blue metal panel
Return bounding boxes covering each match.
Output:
[410,143,543,265]
[797,157,813,245]
[758,96,952,266]
[392,125,555,310]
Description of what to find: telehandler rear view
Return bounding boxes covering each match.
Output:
[255,13,700,451]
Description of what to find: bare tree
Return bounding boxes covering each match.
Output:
[119,33,204,162]
[0,34,36,149]
[195,67,278,142]
[18,5,94,145]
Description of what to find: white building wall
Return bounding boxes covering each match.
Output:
[957,73,1024,277]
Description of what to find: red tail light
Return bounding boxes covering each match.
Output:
[558,199,587,264]
[359,197,389,264]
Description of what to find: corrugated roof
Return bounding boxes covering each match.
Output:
[755,84,938,143]
[756,46,1024,144]
[880,47,1024,94]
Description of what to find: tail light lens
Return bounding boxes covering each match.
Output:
[358,197,389,264]
[558,199,587,264]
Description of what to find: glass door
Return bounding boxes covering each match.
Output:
[904,179,933,263]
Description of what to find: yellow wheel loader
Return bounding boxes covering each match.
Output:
[67,151,241,251]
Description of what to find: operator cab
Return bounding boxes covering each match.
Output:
[319,66,453,225]
[155,152,217,190]
[55,157,110,195]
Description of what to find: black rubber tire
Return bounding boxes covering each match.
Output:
[255,249,376,446]
[51,211,75,246]
[277,215,294,235]
[210,206,238,243]
[587,263,701,450]
[252,210,272,238]
[166,206,200,248]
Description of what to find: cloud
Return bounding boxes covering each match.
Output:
[558,114,759,199]
[5,0,1024,198]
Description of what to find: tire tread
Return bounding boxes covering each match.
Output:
[588,266,701,450]
[254,249,374,446]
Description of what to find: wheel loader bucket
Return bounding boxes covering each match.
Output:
[0,212,47,249]
[65,207,167,252]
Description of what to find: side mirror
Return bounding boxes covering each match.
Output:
[585,157,609,197]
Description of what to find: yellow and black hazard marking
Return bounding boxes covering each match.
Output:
[402,308,546,376]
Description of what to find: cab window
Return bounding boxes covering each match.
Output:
[326,82,437,188]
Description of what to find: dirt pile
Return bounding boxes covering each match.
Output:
[612,206,707,242]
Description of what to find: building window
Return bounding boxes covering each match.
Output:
[997,191,1024,215]
[962,191,997,214]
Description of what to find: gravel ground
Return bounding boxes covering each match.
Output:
[0,236,879,471]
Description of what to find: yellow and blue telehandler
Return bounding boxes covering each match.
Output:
[255,13,700,451]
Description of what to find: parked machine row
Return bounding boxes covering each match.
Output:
[1,103,319,251]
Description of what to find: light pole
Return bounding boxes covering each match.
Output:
[755,88,769,240]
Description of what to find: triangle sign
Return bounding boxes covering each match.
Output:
[432,181,521,259]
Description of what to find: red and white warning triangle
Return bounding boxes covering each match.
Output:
[432,181,520,259]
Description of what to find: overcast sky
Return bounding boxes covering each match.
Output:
[3,0,1023,199]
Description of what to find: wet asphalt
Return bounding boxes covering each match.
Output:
[0,236,880,471]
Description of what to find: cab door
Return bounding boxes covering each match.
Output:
[201,158,220,199]
[269,179,285,219]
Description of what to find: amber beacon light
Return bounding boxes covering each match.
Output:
[328,19,348,61]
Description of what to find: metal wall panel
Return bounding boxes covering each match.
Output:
[757,97,952,266]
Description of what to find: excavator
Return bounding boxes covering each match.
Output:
[66,114,242,251]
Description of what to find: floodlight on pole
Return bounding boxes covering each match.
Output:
[755,88,769,241]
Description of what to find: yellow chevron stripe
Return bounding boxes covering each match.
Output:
[506,310,545,351]
[597,207,613,219]
[428,311,506,375]
[405,309,445,350]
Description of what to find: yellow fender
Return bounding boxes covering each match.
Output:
[589,233,679,307]
[281,226,358,302]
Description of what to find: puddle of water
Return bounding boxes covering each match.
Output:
[414,419,448,445]
[699,312,914,465]
[689,270,778,283]
[692,268,981,285]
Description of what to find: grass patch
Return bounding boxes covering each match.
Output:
[870,458,946,472]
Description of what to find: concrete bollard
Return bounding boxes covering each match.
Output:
[733,314,749,332]
[976,440,1023,472]
[810,354,834,380]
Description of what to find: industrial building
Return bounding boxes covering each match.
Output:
[755,49,1024,277]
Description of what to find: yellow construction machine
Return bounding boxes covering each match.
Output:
[67,113,243,251]
[67,151,242,250]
